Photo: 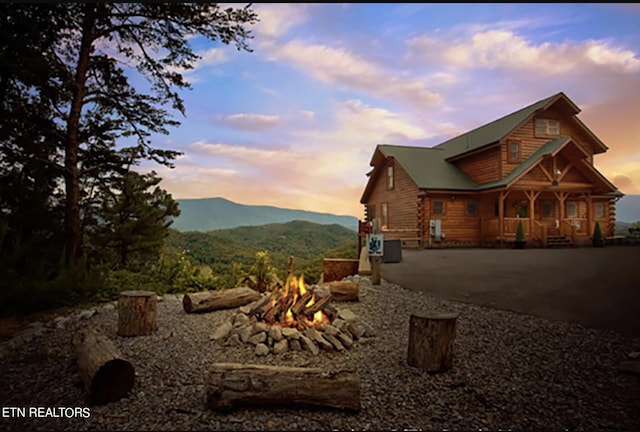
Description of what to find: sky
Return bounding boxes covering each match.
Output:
[138,3,640,219]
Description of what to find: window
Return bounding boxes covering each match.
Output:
[433,200,445,216]
[541,201,554,219]
[508,141,520,163]
[566,201,578,218]
[386,164,394,190]
[466,201,478,217]
[535,118,560,136]
[594,202,605,218]
[381,202,389,228]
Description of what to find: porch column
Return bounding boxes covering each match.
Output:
[525,190,540,237]
[585,193,593,238]
[554,192,567,220]
[498,191,504,242]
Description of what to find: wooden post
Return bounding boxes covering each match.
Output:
[117,290,158,337]
[207,363,361,412]
[72,327,135,404]
[407,312,459,373]
[370,218,381,285]
[498,191,504,245]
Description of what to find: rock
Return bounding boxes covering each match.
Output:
[211,322,233,341]
[77,309,97,321]
[248,331,267,345]
[304,328,333,351]
[156,295,164,302]
[102,303,115,311]
[238,324,256,343]
[281,327,300,339]
[346,322,366,339]
[255,343,270,356]
[299,335,320,355]
[289,339,302,351]
[323,324,341,337]
[323,333,345,351]
[362,321,376,337]
[627,352,640,360]
[254,322,270,333]
[238,305,252,315]
[337,309,357,322]
[332,318,347,330]
[225,333,241,346]
[268,325,283,342]
[336,331,354,348]
[233,313,250,327]
[273,339,288,355]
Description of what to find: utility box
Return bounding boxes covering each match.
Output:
[383,239,402,263]
[430,219,442,242]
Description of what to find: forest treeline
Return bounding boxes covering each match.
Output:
[0,4,259,316]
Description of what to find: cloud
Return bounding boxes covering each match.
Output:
[406,29,640,75]
[252,3,313,39]
[269,39,442,109]
[216,113,285,131]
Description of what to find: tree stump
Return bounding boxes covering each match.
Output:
[407,312,459,373]
[72,327,135,404]
[207,363,361,412]
[182,287,261,314]
[117,290,158,336]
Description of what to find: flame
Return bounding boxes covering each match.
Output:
[253,274,332,329]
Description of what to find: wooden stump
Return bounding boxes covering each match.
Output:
[72,327,135,404]
[326,281,359,302]
[207,363,361,412]
[117,290,157,336]
[407,312,459,373]
[182,287,260,314]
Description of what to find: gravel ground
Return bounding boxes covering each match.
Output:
[1,275,639,431]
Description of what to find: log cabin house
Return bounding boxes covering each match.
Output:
[359,92,624,248]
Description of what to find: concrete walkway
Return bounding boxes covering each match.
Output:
[381,245,640,338]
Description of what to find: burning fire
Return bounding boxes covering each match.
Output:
[249,274,335,330]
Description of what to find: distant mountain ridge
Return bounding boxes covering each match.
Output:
[172,197,359,232]
[616,194,640,223]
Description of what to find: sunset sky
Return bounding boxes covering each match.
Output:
[138,3,640,219]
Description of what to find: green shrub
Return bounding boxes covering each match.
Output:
[516,220,525,242]
[593,221,604,246]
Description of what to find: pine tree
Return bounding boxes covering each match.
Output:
[89,171,180,272]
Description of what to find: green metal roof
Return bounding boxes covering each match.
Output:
[363,92,619,201]
[437,93,561,158]
[376,144,479,190]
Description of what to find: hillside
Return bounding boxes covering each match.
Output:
[616,194,640,223]
[172,197,359,232]
[164,220,359,283]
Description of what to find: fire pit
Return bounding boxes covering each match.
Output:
[212,275,375,356]
[247,275,335,330]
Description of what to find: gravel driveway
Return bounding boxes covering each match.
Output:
[382,245,640,338]
[1,275,639,431]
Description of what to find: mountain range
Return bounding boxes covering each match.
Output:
[616,194,640,223]
[171,194,640,233]
[172,197,359,232]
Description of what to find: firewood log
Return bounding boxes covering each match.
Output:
[326,281,359,302]
[183,287,260,314]
[206,363,361,412]
[303,294,333,317]
[72,327,135,405]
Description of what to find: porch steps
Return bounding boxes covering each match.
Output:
[546,235,573,248]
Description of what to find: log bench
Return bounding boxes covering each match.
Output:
[206,363,361,412]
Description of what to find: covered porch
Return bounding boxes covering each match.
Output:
[479,189,610,247]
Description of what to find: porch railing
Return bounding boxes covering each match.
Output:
[481,217,589,242]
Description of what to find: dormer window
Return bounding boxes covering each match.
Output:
[508,140,520,163]
[535,118,560,136]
